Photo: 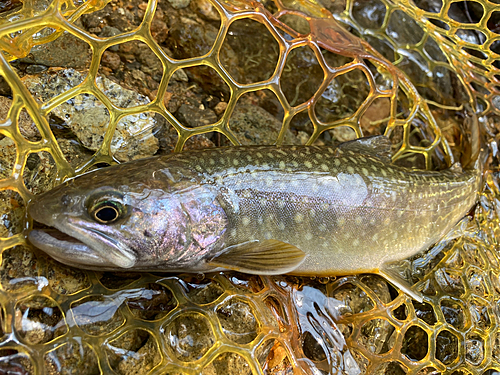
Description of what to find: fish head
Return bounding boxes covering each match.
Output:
[28,161,228,271]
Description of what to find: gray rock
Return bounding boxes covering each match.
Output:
[176,103,217,127]
[19,32,92,69]
[224,104,299,145]
[0,96,41,141]
[167,0,191,9]
[22,69,159,162]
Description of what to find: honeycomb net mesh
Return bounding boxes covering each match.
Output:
[0,0,500,374]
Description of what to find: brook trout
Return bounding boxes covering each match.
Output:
[28,136,481,301]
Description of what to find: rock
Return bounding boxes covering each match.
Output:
[0,96,41,141]
[101,51,121,70]
[166,17,233,98]
[176,103,217,127]
[19,32,92,69]
[224,103,299,145]
[0,246,40,292]
[0,188,24,238]
[0,137,17,179]
[22,69,159,162]
[168,0,191,9]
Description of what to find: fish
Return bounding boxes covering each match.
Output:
[28,136,481,302]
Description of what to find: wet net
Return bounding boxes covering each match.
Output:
[0,0,500,374]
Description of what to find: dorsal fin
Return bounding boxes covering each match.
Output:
[338,135,393,162]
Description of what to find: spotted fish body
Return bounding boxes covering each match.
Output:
[28,137,481,301]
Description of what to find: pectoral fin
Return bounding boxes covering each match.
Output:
[378,264,424,303]
[208,240,306,275]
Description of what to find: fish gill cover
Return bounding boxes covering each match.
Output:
[0,0,499,374]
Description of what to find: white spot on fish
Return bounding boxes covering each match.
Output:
[321,164,329,171]
[305,232,313,241]
[304,161,313,168]
[278,222,286,231]
[279,161,286,169]
[242,217,251,226]
[347,166,355,173]
[294,213,304,223]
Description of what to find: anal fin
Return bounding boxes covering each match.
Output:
[378,264,424,303]
[208,239,306,275]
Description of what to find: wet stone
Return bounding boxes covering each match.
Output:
[469,299,491,331]
[126,283,177,320]
[44,258,91,295]
[220,19,280,84]
[440,299,467,330]
[0,349,34,375]
[98,272,141,290]
[412,301,437,326]
[14,295,67,345]
[359,275,392,304]
[360,318,396,354]
[315,69,370,125]
[178,276,224,304]
[176,103,218,128]
[217,298,258,344]
[466,269,488,296]
[331,282,374,316]
[256,340,292,374]
[0,189,25,238]
[492,331,500,361]
[434,268,465,297]
[23,151,57,195]
[0,137,17,179]
[106,329,162,375]
[436,330,459,365]
[225,103,298,146]
[374,361,408,375]
[18,31,92,69]
[57,138,93,169]
[227,273,265,293]
[0,246,40,292]
[22,68,159,162]
[401,325,428,361]
[163,312,215,362]
[302,331,327,362]
[280,46,324,106]
[44,340,99,375]
[465,333,484,366]
[392,304,408,321]
[202,352,251,375]
[70,295,125,336]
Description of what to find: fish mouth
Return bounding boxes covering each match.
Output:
[28,222,109,267]
[28,219,137,269]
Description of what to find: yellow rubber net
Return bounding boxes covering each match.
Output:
[0,0,499,374]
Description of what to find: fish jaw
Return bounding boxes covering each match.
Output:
[28,229,111,268]
[28,209,137,269]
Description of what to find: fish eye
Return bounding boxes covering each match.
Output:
[91,201,123,224]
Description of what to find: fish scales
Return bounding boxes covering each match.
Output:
[27,137,481,301]
[183,145,478,274]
